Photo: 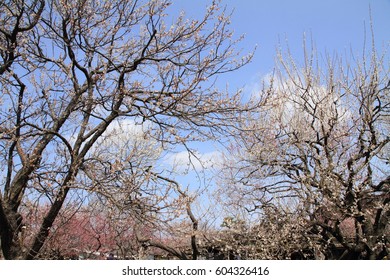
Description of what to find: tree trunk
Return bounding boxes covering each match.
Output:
[0,207,24,259]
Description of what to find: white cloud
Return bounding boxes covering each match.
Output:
[72,118,162,167]
[164,150,222,173]
[242,71,273,101]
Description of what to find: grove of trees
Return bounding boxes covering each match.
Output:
[1,0,389,260]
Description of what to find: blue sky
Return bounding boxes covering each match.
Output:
[169,0,390,136]
[172,0,390,93]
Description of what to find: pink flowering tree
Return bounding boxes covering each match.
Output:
[20,201,152,259]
